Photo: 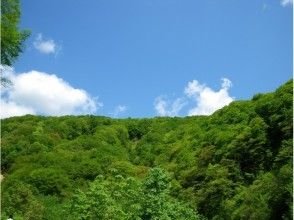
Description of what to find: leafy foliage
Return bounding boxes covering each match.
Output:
[1,0,30,66]
[68,168,199,220]
[1,80,292,219]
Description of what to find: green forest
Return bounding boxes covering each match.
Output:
[1,79,292,219]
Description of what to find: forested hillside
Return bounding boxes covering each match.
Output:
[1,79,292,220]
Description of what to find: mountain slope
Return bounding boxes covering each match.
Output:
[1,79,292,220]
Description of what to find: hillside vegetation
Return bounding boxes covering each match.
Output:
[1,79,292,220]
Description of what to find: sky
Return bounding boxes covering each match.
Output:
[1,0,293,118]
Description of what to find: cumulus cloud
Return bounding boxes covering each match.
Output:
[280,0,293,6]
[0,100,35,119]
[0,66,102,118]
[112,105,127,117]
[154,78,234,116]
[33,33,59,54]
[154,96,186,116]
[184,78,234,115]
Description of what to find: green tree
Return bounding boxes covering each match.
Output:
[69,175,142,220]
[1,181,44,220]
[1,0,30,66]
[28,168,70,196]
[140,168,199,220]
[224,173,275,220]
[68,168,199,220]
[1,0,30,86]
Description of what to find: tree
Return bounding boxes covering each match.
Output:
[1,0,30,66]
[1,181,44,219]
[68,168,199,220]
[1,0,30,85]
[223,173,275,220]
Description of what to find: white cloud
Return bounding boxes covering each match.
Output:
[154,96,186,116]
[1,66,102,118]
[33,33,59,54]
[0,100,35,119]
[184,78,234,116]
[280,0,293,6]
[112,105,127,117]
[154,78,234,117]
[221,78,232,89]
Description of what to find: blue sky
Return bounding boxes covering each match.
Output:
[4,0,293,118]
